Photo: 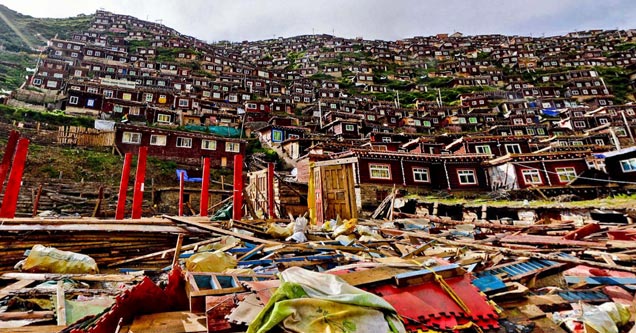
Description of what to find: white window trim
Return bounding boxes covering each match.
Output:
[157,114,171,123]
[202,139,217,150]
[555,167,577,183]
[457,169,477,185]
[225,142,240,153]
[504,144,522,154]
[521,169,542,185]
[369,164,391,180]
[620,158,636,173]
[150,135,167,146]
[69,96,79,105]
[412,167,430,183]
[176,137,192,148]
[122,132,141,144]
[475,145,492,154]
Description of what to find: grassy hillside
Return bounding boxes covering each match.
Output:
[0,5,93,91]
[0,5,93,52]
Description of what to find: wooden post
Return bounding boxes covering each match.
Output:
[0,130,19,195]
[200,157,210,216]
[171,234,185,268]
[0,138,29,218]
[55,280,66,325]
[32,184,43,217]
[115,153,132,220]
[267,162,276,219]
[131,147,148,219]
[91,186,104,218]
[178,171,184,216]
[389,185,396,222]
[232,154,243,221]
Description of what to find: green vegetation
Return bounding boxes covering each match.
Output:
[0,5,92,52]
[0,104,95,127]
[0,51,35,90]
[595,66,633,103]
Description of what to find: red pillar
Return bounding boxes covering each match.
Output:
[200,158,210,216]
[178,171,184,216]
[131,146,147,219]
[115,153,132,220]
[0,130,20,195]
[267,162,276,219]
[0,138,29,218]
[232,154,243,221]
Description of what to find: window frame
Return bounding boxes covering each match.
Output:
[369,164,391,180]
[412,167,430,183]
[149,134,167,146]
[202,139,217,150]
[620,158,636,173]
[225,142,240,153]
[555,167,577,183]
[69,96,79,105]
[122,132,141,144]
[176,137,193,148]
[457,169,477,185]
[521,169,542,185]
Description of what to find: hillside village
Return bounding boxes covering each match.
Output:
[1,10,636,216]
[4,7,636,333]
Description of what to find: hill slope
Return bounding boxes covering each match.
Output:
[0,5,93,91]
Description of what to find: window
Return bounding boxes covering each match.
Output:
[381,137,391,143]
[145,93,153,102]
[46,81,58,88]
[620,158,636,173]
[150,135,166,146]
[157,114,171,123]
[178,99,189,107]
[574,121,586,128]
[595,139,605,146]
[272,129,283,142]
[521,169,542,184]
[469,117,477,124]
[129,108,140,116]
[556,167,577,183]
[225,142,240,152]
[86,99,95,107]
[423,120,432,127]
[202,139,217,150]
[598,118,609,125]
[345,124,355,131]
[69,96,79,105]
[122,132,141,144]
[122,93,132,101]
[369,164,391,180]
[475,145,492,154]
[537,128,546,135]
[413,167,430,183]
[457,169,477,185]
[103,90,113,98]
[32,78,42,85]
[527,128,535,135]
[505,144,522,154]
[176,137,192,148]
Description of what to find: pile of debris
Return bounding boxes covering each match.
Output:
[1,211,635,333]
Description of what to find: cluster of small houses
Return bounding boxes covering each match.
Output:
[8,10,636,207]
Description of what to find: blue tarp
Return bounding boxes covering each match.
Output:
[176,170,202,182]
[541,108,560,117]
[185,125,242,138]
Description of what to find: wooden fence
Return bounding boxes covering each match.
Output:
[57,126,115,147]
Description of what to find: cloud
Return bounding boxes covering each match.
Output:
[1,0,634,41]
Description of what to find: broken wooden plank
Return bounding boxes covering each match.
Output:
[0,279,36,299]
[562,223,601,240]
[498,234,604,248]
[0,325,65,333]
[171,234,185,268]
[0,311,55,320]
[56,280,66,326]
[163,215,280,245]
[1,272,143,283]
[106,237,223,267]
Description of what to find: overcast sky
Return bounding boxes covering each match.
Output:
[1,0,635,42]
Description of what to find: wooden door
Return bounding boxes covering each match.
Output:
[321,164,356,221]
[313,168,324,225]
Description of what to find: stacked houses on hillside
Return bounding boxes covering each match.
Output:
[9,9,636,204]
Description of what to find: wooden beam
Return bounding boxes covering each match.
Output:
[0,325,65,333]
[0,311,55,320]
[107,237,222,267]
[163,215,281,245]
[0,279,35,299]
[1,272,143,282]
[55,280,66,326]
[171,234,185,268]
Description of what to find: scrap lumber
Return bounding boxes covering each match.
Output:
[55,280,66,326]
[498,234,604,248]
[0,311,55,320]
[1,272,143,282]
[562,222,601,240]
[0,279,35,299]
[163,215,281,245]
[382,228,636,274]
[171,234,185,267]
[0,326,65,333]
[107,237,223,267]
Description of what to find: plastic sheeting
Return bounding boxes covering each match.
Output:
[247,267,406,333]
